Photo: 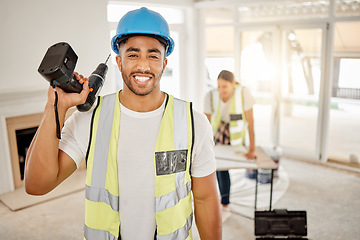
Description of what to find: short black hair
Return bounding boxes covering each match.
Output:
[116,33,168,54]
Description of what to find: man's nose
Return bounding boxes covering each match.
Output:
[136,57,151,72]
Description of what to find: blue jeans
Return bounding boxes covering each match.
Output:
[216,170,231,206]
[214,121,231,206]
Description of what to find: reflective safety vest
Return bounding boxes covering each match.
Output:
[84,91,194,240]
[210,85,247,146]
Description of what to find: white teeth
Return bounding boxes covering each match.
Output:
[134,76,150,82]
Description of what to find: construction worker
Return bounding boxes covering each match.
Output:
[25,7,221,240]
[204,70,256,222]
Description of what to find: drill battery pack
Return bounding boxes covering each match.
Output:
[255,209,307,239]
[38,42,82,93]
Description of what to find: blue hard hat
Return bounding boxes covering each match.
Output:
[111,7,174,57]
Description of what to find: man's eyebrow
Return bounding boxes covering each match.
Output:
[148,48,161,54]
[125,47,140,53]
[125,47,162,55]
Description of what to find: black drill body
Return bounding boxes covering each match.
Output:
[38,42,109,112]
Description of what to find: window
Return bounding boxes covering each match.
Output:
[205,57,235,89]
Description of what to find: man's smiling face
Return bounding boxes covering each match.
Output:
[116,35,167,96]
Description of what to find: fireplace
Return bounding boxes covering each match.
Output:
[0,89,85,194]
[5,109,79,191]
[6,113,43,188]
[0,89,47,194]
[6,114,42,188]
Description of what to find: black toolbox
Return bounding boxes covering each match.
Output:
[255,209,307,239]
[253,167,308,239]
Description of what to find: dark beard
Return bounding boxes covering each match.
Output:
[121,66,163,96]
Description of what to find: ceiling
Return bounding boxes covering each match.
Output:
[201,0,360,55]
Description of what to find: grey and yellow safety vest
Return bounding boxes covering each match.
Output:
[210,85,247,146]
[84,91,194,240]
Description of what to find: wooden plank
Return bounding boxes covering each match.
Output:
[215,146,278,170]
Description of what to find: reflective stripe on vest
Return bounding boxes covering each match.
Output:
[84,92,194,240]
[210,86,247,146]
[155,95,194,239]
[85,92,120,240]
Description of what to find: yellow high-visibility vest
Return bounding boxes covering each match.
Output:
[210,85,247,146]
[84,91,194,240]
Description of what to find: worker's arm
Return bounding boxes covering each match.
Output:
[192,172,222,240]
[244,108,256,159]
[25,73,89,195]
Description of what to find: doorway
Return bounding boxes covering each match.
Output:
[279,25,327,159]
[236,27,279,148]
[236,24,328,160]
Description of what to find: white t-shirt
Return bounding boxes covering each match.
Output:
[203,87,256,123]
[59,94,216,239]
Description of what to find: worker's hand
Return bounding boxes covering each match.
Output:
[245,150,257,160]
[47,72,90,112]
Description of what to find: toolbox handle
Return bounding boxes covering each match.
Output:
[255,169,274,211]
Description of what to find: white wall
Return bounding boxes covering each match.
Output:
[0,0,112,194]
[0,0,203,194]
[0,0,198,99]
[0,0,113,94]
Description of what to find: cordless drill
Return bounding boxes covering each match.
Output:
[38,42,109,112]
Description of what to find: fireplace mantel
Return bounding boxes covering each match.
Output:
[0,88,48,194]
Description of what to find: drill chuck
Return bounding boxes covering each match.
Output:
[76,63,108,112]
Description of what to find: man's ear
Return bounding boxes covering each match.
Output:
[162,58,168,72]
[116,55,122,72]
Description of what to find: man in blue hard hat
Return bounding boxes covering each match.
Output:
[25,7,221,240]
